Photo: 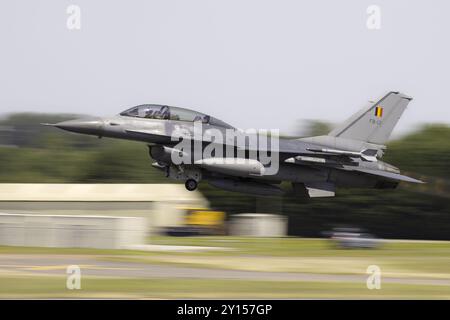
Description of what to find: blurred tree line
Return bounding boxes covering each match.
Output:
[0,113,449,239]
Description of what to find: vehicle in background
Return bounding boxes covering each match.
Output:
[165,207,225,236]
[327,227,380,249]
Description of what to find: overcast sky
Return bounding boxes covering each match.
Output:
[0,0,449,136]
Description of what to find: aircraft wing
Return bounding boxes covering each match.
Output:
[270,139,381,162]
[347,167,424,184]
[125,130,373,163]
[126,130,422,184]
[284,154,424,184]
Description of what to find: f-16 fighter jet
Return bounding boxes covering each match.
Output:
[44,91,423,197]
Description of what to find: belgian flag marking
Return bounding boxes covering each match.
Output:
[374,106,383,118]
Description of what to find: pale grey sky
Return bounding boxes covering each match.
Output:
[0,0,449,136]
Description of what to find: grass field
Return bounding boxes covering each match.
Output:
[0,237,449,299]
[111,237,450,278]
[1,276,448,299]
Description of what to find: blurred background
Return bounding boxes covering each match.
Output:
[0,114,448,239]
[0,0,449,298]
[0,113,449,299]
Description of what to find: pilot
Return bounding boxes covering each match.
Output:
[159,106,170,120]
[145,108,154,118]
[193,115,210,123]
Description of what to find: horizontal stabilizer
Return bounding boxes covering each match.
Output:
[304,182,336,197]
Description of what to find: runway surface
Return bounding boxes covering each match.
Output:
[1,254,449,287]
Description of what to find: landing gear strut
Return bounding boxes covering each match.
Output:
[185,179,198,191]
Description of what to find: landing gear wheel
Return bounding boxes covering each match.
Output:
[185,179,198,191]
[164,166,169,178]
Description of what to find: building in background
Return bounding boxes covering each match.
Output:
[229,213,288,237]
[0,184,209,235]
[0,213,146,249]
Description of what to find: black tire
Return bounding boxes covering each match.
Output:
[164,166,169,178]
[185,179,198,191]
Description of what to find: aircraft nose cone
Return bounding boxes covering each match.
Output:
[54,117,104,135]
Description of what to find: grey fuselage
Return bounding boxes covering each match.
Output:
[51,110,400,194]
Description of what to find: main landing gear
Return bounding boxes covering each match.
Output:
[185,179,198,191]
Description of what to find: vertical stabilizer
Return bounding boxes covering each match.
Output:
[328,92,412,145]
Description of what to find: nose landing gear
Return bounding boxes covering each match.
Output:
[185,179,198,191]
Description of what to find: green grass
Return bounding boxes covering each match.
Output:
[2,237,450,276]
[148,236,450,257]
[3,237,450,258]
[1,237,449,298]
[0,276,448,299]
[92,237,449,278]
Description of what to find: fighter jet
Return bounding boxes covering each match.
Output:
[44,91,423,197]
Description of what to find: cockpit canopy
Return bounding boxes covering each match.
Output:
[119,104,234,129]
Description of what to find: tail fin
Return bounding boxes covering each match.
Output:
[328,91,412,145]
